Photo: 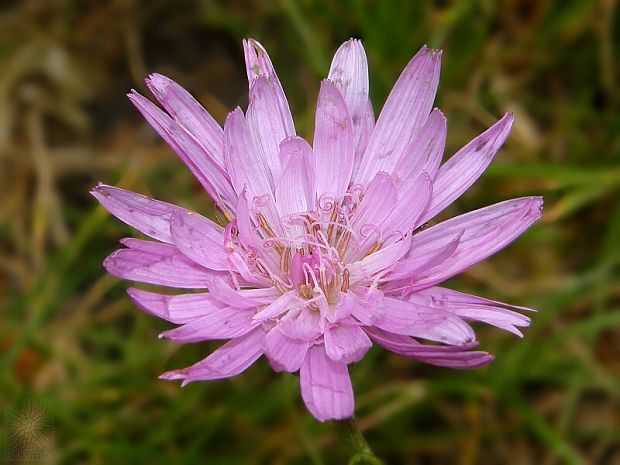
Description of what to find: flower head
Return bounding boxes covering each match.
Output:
[92,39,542,422]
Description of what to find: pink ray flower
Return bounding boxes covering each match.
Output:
[92,38,542,422]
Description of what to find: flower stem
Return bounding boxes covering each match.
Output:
[333,417,382,465]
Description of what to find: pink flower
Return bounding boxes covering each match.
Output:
[92,39,542,422]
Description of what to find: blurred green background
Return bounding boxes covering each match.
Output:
[1,1,619,464]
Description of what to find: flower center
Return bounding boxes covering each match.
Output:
[246,190,381,306]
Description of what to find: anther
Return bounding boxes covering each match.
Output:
[341,268,350,292]
[257,212,284,254]
[365,241,382,257]
[299,284,314,299]
[337,230,351,259]
[326,203,339,244]
[280,247,291,274]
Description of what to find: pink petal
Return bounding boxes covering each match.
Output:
[300,344,354,422]
[372,296,475,345]
[393,108,446,185]
[161,328,266,384]
[158,306,256,342]
[313,80,355,200]
[104,239,220,288]
[353,100,375,175]
[207,278,268,310]
[247,76,296,183]
[169,211,230,271]
[145,73,225,166]
[127,90,235,212]
[235,191,280,271]
[413,287,531,337]
[253,291,305,322]
[324,324,372,364]
[390,197,543,292]
[347,172,398,260]
[387,232,461,281]
[355,46,442,186]
[349,288,385,325]
[127,288,224,324]
[243,39,295,134]
[419,286,535,312]
[365,327,493,369]
[91,184,185,243]
[223,108,281,229]
[263,326,310,372]
[380,172,432,235]
[278,308,323,341]
[327,38,370,151]
[420,112,515,224]
[276,137,316,239]
[348,235,412,283]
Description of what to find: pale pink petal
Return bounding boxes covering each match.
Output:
[128,90,235,212]
[325,291,356,324]
[355,46,442,186]
[372,296,475,345]
[300,344,354,422]
[235,191,280,271]
[365,327,493,369]
[227,251,271,287]
[237,287,282,303]
[349,288,385,326]
[413,288,531,337]
[161,328,266,384]
[352,100,375,178]
[127,288,224,324]
[313,80,355,199]
[253,291,305,322]
[145,73,225,166]
[263,326,310,372]
[247,76,296,183]
[347,172,398,260]
[389,197,543,292]
[278,308,323,341]
[276,137,316,239]
[91,184,184,243]
[243,39,295,134]
[420,112,515,223]
[393,109,446,185]
[327,38,370,151]
[418,286,535,312]
[380,172,432,235]
[104,239,220,288]
[206,278,268,310]
[158,306,256,342]
[223,108,281,229]
[169,210,230,271]
[347,235,412,283]
[324,324,372,364]
[387,233,461,281]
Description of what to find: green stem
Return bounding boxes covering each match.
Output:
[333,417,382,465]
